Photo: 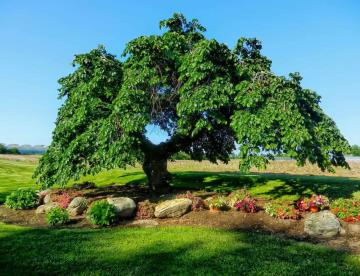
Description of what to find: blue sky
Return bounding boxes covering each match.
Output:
[0,0,359,146]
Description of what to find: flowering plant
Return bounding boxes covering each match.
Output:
[227,189,249,207]
[331,198,360,223]
[265,202,301,220]
[234,196,257,213]
[136,200,156,219]
[52,191,72,208]
[312,194,330,209]
[296,194,329,211]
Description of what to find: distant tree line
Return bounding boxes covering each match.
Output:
[0,144,20,154]
[350,145,360,156]
[0,144,47,155]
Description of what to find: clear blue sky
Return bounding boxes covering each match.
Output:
[0,0,359,146]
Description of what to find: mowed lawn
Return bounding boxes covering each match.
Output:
[1,155,360,203]
[1,223,360,275]
[1,155,360,274]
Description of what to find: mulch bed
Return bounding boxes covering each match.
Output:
[1,184,360,254]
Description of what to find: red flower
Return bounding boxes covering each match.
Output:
[52,192,72,209]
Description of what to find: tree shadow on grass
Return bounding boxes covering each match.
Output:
[85,170,360,201]
[0,192,9,204]
[0,225,359,275]
[170,171,360,200]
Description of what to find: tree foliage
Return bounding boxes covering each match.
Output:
[34,13,350,189]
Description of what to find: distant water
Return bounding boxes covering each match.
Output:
[345,157,360,162]
[275,156,360,162]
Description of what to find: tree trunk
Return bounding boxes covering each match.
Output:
[142,158,171,193]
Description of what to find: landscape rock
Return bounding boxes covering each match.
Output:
[304,210,341,238]
[347,223,360,235]
[35,202,59,214]
[67,196,87,216]
[130,219,159,227]
[43,194,52,204]
[37,189,51,204]
[107,197,136,218]
[339,227,346,236]
[154,198,192,218]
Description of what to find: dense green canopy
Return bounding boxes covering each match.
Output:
[34,13,350,190]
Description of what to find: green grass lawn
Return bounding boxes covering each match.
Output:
[1,157,360,203]
[0,159,37,203]
[1,157,360,274]
[0,223,359,275]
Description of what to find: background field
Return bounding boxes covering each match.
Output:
[1,154,360,203]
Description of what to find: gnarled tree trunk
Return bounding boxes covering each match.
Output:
[142,157,171,192]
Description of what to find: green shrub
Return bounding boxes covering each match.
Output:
[208,196,228,210]
[46,207,70,226]
[87,200,118,226]
[5,188,39,209]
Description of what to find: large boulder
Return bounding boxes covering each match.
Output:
[37,189,51,204]
[67,197,87,216]
[107,197,136,218]
[35,202,59,214]
[304,210,341,238]
[154,198,192,218]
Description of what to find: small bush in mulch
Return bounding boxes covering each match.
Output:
[330,198,360,223]
[136,200,156,219]
[5,188,39,210]
[46,207,70,226]
[207,196,228,211]
[176,191,206,211]
[87,200,118,226]
[264,202,301,220]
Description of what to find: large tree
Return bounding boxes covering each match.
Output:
[34,13,350,192]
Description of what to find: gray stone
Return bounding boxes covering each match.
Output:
[35,202,59,214]
[43,194,52,204]
[347,223,360,235]
[107,197,136,218]
[304,210,341,238]
[339,227,346,236]
[154,198,192,218]
[67,197,87,216]
[37,189,51,204]
[130,219,159,227]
